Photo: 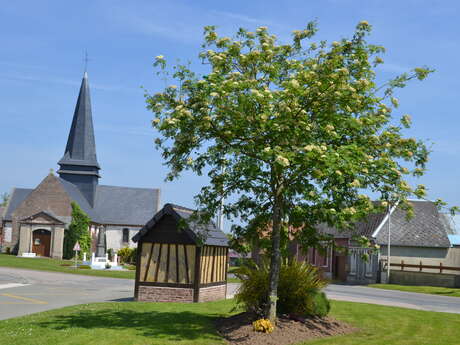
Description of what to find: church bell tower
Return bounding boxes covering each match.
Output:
[57,72,100,206]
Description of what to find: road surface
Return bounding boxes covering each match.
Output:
[1,267,459,320]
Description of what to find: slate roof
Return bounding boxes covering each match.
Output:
[58,72,100,170]
[3,188,33,221]
[93,185,160,225]
[2,181,159,227]
[133,203,228,247]
[316,200,451,248]
[374,201,451,248]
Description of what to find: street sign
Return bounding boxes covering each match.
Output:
[73,241,81,251]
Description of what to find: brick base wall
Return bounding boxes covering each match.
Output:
[137,285,194,302]
[198,284,226,302]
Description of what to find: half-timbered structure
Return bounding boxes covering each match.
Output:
[132,203,229,303]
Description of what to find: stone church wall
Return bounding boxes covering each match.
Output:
[8,174,72,254]
[105,226,141,252]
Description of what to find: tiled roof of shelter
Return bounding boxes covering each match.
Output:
[133,203,228,246]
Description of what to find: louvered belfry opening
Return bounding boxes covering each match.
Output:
[133,204,229,303]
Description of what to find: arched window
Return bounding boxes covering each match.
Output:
[122,228,130,243]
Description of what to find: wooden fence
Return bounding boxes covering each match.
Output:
[382,259,460,274]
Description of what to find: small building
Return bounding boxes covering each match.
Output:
[132,204,229,303]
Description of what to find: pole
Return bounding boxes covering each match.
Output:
[387,202,391,282]
[216,166,225,231]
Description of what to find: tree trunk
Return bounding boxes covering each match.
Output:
[267,193,282,322]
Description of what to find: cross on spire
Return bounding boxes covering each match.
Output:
[84,50,90,73]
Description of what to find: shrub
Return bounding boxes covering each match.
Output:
[78,265,91,270]
[63,202,91,259]
[310,290,330,318]
[253,319,274,333]
[235,259,329,318]
[117,247,137,264]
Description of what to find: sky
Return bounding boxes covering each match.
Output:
[1,0,459,232]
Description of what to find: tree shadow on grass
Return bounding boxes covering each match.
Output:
[433,291,460,296]
[37,307,222,342]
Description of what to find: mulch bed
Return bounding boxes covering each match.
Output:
[216,312,358,345]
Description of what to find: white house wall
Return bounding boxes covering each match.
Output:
[105,226,141,252]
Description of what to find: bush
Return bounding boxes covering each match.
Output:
[117,247,137,264]
[234,259,329,318]
[310,290,330,318]
[253,319,274,333]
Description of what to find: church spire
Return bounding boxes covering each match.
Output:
[58,72,99,167]
[58,72,100,206]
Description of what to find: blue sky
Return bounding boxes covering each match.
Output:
[1,0,459,231]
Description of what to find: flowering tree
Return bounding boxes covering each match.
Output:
[147,21,436,321]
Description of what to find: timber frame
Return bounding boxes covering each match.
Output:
[133,203,229,302]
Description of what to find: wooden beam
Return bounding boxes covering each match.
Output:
[183,244,190,284]
[144,242,155,282]
[193,246,202,302]
[154,243,163,282]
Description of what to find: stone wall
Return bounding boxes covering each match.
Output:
[198,284,226,302]
[9,174,73,252]
[390,270,460,288]
[105,226,141,252]
[137,285,194,302]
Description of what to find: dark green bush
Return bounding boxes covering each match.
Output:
[234,259,330,318]
[310,290,330,317]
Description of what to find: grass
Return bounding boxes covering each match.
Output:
[367,283,460,298]
[1,299,460,345]
[0,254,135,279]
[0,254,238,282]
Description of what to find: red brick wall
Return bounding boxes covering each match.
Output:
[198,284,226,302]
[137,285,194,302]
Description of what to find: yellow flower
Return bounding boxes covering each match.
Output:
[275,155,290,167]
[350,179,361,187]
[155,55,164,60]
[360,20,369,26]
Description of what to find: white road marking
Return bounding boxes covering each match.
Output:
[0,283,30,290]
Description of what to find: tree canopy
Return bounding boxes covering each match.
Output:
[146,20,439,320]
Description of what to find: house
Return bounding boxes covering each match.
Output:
[290,200,459,285]
[132,203,229,302]
[0,72,160,258]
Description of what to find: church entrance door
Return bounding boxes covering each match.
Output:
[32,229,51,257]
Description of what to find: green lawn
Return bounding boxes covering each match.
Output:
[1,299,460,345]
[368,283,460,298]
[0,254,135,279]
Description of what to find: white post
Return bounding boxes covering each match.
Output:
[216,166,225,231]
[83,252,87,262]
[105,253,108,262]
[114,253,118,265]
[91,252,95,263]
[387,203,392,283]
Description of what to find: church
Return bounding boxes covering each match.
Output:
[0,72,160,258]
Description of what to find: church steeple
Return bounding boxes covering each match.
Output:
[58,72,100,206]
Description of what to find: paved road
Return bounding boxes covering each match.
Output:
[1,267,459,320]
[0,267,134,320]
[0,267,241,320]
[325,284,460,314]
